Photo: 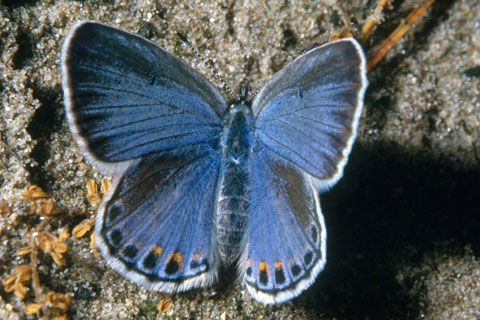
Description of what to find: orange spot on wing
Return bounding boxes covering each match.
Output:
[151,245,163,256]
[274,260,283,269]
[258,261,268,272]
[168,252,183,269]
[192,252,206,260]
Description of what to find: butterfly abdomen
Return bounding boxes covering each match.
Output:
[216,102,254,265]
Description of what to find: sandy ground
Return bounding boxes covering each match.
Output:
[0,0,479,319]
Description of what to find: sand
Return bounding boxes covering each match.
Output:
[0,0,479,319]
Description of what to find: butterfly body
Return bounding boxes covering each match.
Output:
[62,21,367,304]
[216,101,254,265]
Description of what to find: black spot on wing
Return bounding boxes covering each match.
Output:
[165,260,179,274]
[259,269,269,286]
[311,225,318,243]
[143,251,157,269]
[165,253,182,275]
[110,229,122,246]
[122,245,138,259]
[109,204,122,220]
[190,257,209,271]
[304,250,313,266]
[275,268,286,285]
[291,263,301,277]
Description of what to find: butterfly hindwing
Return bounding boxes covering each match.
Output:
[252,38,367,190]
[95,151,221,292]
[62,21,226,169]
[243,147,326,304]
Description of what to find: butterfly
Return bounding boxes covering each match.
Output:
[61,21,367,304]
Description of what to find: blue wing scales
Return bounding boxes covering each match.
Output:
[252,38,367,189]
[63,22,368,304]
[62,21,226,292]
[243,146,326,304]
[243,38,367,303]
[95,151,221,291]
[62,21,226,169]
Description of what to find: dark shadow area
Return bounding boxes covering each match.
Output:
[297,141,479,319]
[1,0,39,9]
[464,65,480,78]
[69,0,115,4]
[308,9,477,315]
[282,25,298,50]
[26,85,64,189]
[12,29,35,70]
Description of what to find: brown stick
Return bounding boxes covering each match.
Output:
[360,0,390,43]
[367,0,436,72]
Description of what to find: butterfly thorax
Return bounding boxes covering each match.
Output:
[216,101,254,265]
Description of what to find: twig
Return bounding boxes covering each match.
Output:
[367,0,436,72]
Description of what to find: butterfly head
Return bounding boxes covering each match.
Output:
[227,82,252,111]
[225,85,253,122]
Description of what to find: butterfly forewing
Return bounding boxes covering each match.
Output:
[252,38,367,190]
[62,21,226,169]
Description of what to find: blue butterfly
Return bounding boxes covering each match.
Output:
[61,21,367,304]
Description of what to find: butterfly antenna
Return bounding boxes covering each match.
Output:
[248,88,260,102]
[176,31,237,100]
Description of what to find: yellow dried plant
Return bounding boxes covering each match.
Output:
[36,232,69,266]
[157,296,173,313]
[2,265,32,299]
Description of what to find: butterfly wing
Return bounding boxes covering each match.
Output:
[252,38,367,190]
[244,149,327,304]
[62,21,226,171]
[96,152,221,291]
[62,21,225,291]
[244,39,367,303]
